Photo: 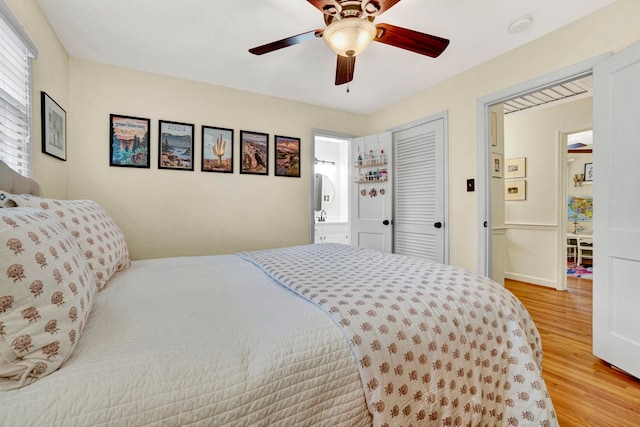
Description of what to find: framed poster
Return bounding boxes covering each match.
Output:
[274,135,300,177]
[202,126,233,173]
[109,114,150,168]
[159,120,194,170]
[240,130,268,175]
[41,92,66,161]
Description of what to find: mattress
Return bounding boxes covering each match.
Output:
[0,254,371,426]
[1,244,558,426]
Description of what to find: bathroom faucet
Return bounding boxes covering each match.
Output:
[318,210,327,222]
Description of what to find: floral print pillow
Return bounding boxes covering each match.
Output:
[0,207,96,389]
[10,195,130,291]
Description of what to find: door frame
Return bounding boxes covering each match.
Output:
[387,111,450,264]
[310,128,354,243]
[476,54,610,284]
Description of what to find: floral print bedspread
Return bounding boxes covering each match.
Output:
[238,244,557,427]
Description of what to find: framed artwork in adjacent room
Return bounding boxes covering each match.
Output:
[202,126,233,173]
[274,135,300,177]
[159,120,194,170]
[505,179,526,201]
[491,153,503,178]
[240,130,268,175]
[505,157,526,179]
[491,111,498,146]
[41,92,66,161]
[584,162,593,182]
[109,114,150,168]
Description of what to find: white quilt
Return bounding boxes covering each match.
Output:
[0,255,371,426]
[239,244,558,427]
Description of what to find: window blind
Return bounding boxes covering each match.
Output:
[0,1,38,177]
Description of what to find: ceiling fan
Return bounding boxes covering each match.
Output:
[249,0,450,86]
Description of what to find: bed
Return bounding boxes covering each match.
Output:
[0,161,558,426]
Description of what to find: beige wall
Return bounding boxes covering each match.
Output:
[7,0,640,269]
[365,0,640,271]
[6,0,69,198]
[67,59,366,259]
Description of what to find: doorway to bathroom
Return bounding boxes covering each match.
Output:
[312,131,351,244]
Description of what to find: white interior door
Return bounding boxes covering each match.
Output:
[393,119,446,262]
[350,132,393,252]
[592,40,640,379]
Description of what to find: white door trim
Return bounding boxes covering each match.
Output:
[476,54,611,279]
[310,128,354,243]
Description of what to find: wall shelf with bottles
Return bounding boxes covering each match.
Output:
[354,150,387,168]
[355,168,388,184]
[354,149,388,183]
[355,160,387,168]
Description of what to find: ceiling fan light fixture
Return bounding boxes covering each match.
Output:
[323,18,376,57]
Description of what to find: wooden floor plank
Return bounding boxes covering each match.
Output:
[505,278,640,426]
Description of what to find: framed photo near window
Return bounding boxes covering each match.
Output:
[505,179,526,201]
[159,120,194,170]
[41,92,66,161]
[505,157,526,179]
[109,114,150,168]
[202,126,233,173]
[274,135,301,177]
[240,130,268,175]
[584,162,593,182]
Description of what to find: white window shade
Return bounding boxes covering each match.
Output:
[0,1,38,177]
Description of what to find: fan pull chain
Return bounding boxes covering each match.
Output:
[346,84,350,93]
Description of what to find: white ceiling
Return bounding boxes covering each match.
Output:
[36,0,615,115]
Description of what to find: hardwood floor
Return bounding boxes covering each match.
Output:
[506,278,640,426]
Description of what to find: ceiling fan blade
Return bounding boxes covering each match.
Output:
[249,29,323,55]
[307,0,332,13]
[335,55,355,85]
[374,23,449,58]
[368,0,402,15]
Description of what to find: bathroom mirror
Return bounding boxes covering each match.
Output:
[314,173,335,214]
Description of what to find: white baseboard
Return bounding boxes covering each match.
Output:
[505,272,557,289]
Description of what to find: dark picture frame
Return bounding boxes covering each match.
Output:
[109,114,150,168]
[274,135,301,177]
[41,92,66,161]
[584,162,593,182]
[240,130,268,175]
[159,120,194,170]
[202,126,233,173]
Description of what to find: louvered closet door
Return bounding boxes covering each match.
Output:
[393,119,445,262]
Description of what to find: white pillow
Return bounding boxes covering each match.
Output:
[0,207,96,389]
[10,195,131,291]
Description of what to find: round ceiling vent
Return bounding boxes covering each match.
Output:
[508,15,534,33]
